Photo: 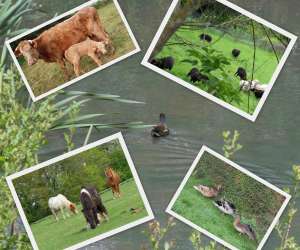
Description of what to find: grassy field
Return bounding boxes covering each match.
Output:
[155,27,282,114]
[19,0,136,97]
[172,176,259,250]
[30,180,148,250]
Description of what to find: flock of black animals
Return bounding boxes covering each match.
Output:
[150,31,264,108]
[150,56,174,70]
[80,186,108,229]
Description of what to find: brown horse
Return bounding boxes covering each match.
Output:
[105,167,121,198]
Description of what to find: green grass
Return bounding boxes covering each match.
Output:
[30,180,148,250]
[156,27,282,114]
[172,177,259,250]
[20,0,136,97]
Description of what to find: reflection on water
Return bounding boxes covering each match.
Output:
[24,0,300,249]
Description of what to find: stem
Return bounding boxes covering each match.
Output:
[10,218,15,236]
[83,125,93,146]
[261,24,279,63]
[249,20,256,113]
[281,181,299,249]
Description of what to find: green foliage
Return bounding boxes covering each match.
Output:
[222,130,242,159]
[0,68,61,248]
[190,232,218,250]
[0,0,32,38]
[142,218,176,250]
[13,141,132,223]
[276,165,300,250]
[184,47,242,104]
[0,68,61,175]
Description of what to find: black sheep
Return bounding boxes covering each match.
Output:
[232,49,240,58]
[187,68,209,83]
[150,56,174,70]
[235,67,247,80]
[199,33,212,43]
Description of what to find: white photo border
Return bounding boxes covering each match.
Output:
[6,132,154,250]
[166,145,291,250]
[6,0,141,102]
[141,0,298,122]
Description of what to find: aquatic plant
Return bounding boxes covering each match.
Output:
[222,130,242,159]
[141,218,176,250]
[190,232,218,250]
[276,165,300,250]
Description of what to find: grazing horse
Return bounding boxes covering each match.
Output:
[105,167,121,198]
[48,194,78,221]
[80,186,108,229]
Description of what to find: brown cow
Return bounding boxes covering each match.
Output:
[105,167,121,198]
[14,7,113,78]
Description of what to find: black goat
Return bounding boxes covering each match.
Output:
[235,67,247,80]
[187,68,209,83]
[232,49,240,58]
[150,56,174,70]
[199,33,212,43]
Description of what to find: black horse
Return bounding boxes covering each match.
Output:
[80,186,108,229]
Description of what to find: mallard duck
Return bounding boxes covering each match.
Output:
[213,199,236,215]
[233,215,257,242]
[151,113,169,137]
[193,184,222,198]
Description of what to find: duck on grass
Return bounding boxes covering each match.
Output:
[171,151,287,250]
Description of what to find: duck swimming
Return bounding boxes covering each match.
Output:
[213,199,236,215]
[151,113,169,137]
[193,184,222,198]
[233,215,257,242]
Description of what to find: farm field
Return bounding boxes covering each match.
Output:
[156,27,281,114]
[31,180,148,250]
[18,0,136,97]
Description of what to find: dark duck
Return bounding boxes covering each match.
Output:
[151,113,169,137]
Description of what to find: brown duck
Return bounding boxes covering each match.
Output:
[151,113,169,137]
[233,215,257,242]
[193,184,222,198]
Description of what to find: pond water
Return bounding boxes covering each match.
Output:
[23,0,300,249]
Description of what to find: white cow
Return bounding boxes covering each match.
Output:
[48,194,78,221]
